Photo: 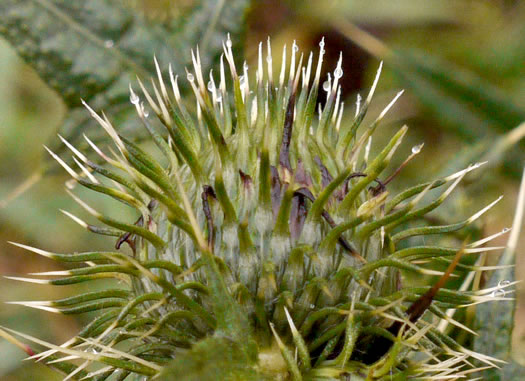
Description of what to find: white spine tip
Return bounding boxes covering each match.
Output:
[60,209,89,228]
[471,161,488,170]
[4,276,50,284]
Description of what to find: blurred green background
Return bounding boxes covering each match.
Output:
[1,0,525,379]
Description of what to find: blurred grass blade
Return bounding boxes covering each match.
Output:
[305,0,461,26]
[0,171,41,209]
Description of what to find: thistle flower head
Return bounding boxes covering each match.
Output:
[4,37,510,380]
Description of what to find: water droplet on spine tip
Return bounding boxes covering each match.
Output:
[322,80,331,92]
[207,80,214,92]
[187,72,194,82]
[129,92,139,105]
[498,280,511,287]
[491,289,506,298]
[411,144,423,154]
[141,102,149,118]
[104,40,114,48]
[334,67,343,78]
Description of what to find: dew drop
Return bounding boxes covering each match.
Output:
[412,143,424,154]
[266,55,272,64]
[243,61,249,72]
[498,280,511,287]
[491,289,506,298]
[141,102,149,118]
[239,75,246,87]
[216,95,222,103]
[293,42,299,52]
[129,92,140,105]
[186,72,194,82]
[319,38,325,49]
[322,80,331,92]
[207,80,214,92]
[104,39,114,48]
[65,179,76,190]
[226,35,233,48]
[334,67,343,79]
[502,227,511,234]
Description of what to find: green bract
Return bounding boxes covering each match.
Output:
[4,37,511,380]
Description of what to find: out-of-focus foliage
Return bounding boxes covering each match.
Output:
[0,0,250,172]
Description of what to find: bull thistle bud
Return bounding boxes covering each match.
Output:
[2,36,513,380]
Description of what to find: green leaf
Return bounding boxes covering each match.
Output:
[0,0,251,173]
[473,167,525,379]
[159,337,265,381]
